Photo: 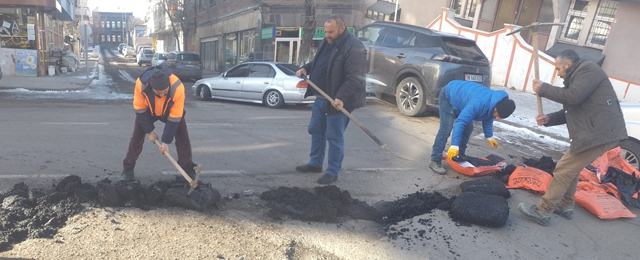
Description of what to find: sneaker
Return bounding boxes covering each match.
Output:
[121,168,135,181]
[295,164,322,173]
[317,173,338,184]
[553,205,573,219]
[518,203,551,226]
[429,161,447,175]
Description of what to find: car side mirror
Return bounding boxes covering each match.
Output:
[222,72,226,78]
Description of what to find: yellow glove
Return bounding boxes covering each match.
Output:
[487,137,498,148]
[447,146,459,160]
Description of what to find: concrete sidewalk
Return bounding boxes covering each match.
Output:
[0,60,97,91]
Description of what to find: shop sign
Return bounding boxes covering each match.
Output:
[302,27,355,39]
[261,27,275,39]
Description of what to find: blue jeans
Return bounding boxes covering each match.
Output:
[308,98,351,176]
[430,87,474,161]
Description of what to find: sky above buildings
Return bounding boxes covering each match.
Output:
[87,0,149,19]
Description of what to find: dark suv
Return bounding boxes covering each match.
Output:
[357,21,491,116]
[163,51,203,81]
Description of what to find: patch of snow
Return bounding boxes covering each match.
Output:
[491,121,569,153]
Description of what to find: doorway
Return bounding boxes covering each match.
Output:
[275,38,300,64]
[200,40,218,72]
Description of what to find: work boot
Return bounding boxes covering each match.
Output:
[121,168,135,181]
[518,203,551,226]
[295,164,322,173]
[184,164,198,180]
[553,205,574,219]
[429,161,447,175]
[317,173,338,185]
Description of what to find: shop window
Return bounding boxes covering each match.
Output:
[0,7,37,49]
[562,0,591,43]
[585,0,618,48]
[239,30,255,63]
[367,10,373,19]
[224,33,238,70]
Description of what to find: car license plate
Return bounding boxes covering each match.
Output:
[465,74,483,82]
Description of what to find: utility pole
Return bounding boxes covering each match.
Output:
[394,0,399,22]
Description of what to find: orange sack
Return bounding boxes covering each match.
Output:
[445,157,506,176]
[574,190,636,220]
[506,166,553,194]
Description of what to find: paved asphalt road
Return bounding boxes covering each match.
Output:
[0,47,638,259]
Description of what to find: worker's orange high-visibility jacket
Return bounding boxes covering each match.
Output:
[133,67,185,144]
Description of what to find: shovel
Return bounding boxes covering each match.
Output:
[301,75,414,161]
[153,139,201,195]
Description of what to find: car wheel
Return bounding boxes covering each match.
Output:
[620,139,640,170]
[396,76,427,117]
[199,85,211,101]
[264,90,284,108]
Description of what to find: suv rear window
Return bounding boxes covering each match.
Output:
[177,54,200,61]
[276,64,300,76]
[143,49,154,54]
[442,38,488,61]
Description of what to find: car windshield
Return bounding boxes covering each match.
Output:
[442,37,488,61]
[276,64,300,76]
[177,54,200,61]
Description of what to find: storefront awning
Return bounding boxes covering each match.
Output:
[367,1,399,15]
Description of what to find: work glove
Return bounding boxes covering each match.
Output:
[487,137,498,148]
[447,146,459,160]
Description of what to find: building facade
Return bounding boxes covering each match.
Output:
[93,11,133,47]
[0,0,77,76]
[194,0,369,72]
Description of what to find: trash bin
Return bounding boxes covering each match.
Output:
[48,65,55,76]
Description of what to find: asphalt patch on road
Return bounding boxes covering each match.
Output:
[0,175,221,252]
[260,186,382,223]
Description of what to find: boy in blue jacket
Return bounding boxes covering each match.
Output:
[429,80,516,174]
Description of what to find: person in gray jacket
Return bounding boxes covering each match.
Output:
[518,49,628,226]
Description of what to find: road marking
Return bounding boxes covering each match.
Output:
[119,70,136,83]
[0,174,71,179]
[41,122,109,125]
[347,168,416,172]
[162,170,246,175]
[188,123,233,126]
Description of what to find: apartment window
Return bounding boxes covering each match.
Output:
[102,21,106,28]
[111,21,115,28]
[101,35,105,42]
[451,0,478,19]
[117,21,121,28]
[585,0,618,48]
[562,0,591,42]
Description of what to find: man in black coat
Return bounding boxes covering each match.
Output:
[518,49,628,225]
[295,16,366,184]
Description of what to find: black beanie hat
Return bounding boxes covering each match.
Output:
[495,98,516,119]
[149,69,171,90]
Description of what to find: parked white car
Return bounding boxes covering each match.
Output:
[136,48,154,66]
[192,62,315,108]
[151,52,166,66]
[123,46,135,57]
[621,102,640,170]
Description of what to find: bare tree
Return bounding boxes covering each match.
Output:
[159,0,197,52]
[297,0,316,66]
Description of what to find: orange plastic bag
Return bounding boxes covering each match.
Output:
[506,166,553,194]
[589,147,638,181]
[574,190,636,219]
[577,181,622,201]
[445,157,506,176]
[579,167,600,183]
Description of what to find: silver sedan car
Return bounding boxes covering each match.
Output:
[192,62,315,108]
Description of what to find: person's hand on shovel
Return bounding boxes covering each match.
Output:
[148,131,169,156]
[296,68,307,78]
[332,99,344,110]
[532,79,543,93]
